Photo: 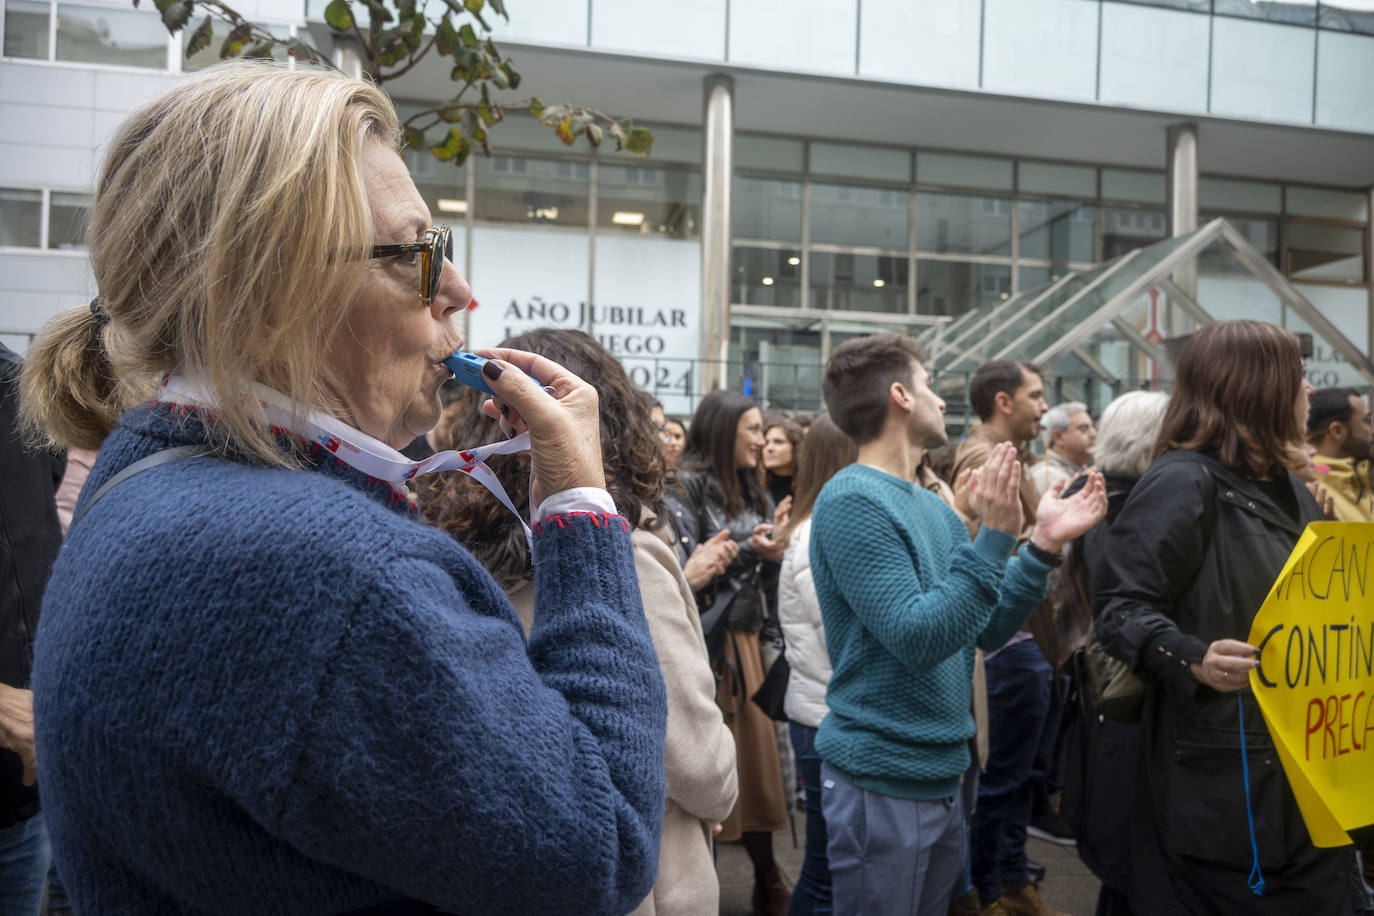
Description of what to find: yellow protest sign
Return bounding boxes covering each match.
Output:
[1248,521,1374,848]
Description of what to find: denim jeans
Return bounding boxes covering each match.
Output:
[0,812,51,916]
[970,639,1053,904]
[788,723,832,915]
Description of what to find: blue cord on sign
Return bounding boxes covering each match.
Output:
[1238,693,1265,897]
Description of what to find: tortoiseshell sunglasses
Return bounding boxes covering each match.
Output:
[370,225,453,306]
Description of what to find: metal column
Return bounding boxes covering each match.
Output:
[1166,122,1199,314]
[700,74,734,394]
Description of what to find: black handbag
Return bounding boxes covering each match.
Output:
[751,653,791,722]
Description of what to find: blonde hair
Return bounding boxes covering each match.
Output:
[20,61,401,466]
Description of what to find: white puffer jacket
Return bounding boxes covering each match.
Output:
[778,519,831,728]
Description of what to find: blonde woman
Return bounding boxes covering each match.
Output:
[20,63,665,915]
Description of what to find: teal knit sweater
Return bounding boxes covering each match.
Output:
[810,464,1051,799]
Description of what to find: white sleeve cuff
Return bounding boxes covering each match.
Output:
[533,486,619,523]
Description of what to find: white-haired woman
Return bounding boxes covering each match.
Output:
[20,62,666,916]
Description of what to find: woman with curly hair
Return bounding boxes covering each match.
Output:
[423,328,739,916]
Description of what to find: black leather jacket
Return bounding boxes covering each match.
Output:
[1095,450,1352,914]
[0,344,65,824]
[668,468,773,635]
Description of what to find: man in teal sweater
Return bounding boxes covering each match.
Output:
[809,334,1105,916]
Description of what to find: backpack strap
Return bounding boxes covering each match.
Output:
[69,445,215,531]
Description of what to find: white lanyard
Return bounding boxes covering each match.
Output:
[156,374,533,538]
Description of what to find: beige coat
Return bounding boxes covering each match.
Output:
[509,516,738,916]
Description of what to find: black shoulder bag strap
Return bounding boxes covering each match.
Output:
[69,446,215,531]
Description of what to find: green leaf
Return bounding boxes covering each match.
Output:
[159,0,192,33]
[527,96,544,118]
[243,38,274,59]
[435,15,458,54]
[404,127,426,150]
[458,23,478,49]
[396,0,416,18]
[185,16,212,56]
[555,116,576,146]
[221,22,252,57]
[585,123,603,148]
[487,60,508,89]
[486,0,507,19]
[286,37,320,62]
[429,128,469,162]
[437,104,466,123]
[323,0,353,31]
[538,104,569,125]
[624,126,653,157]
[404,16,423,50]
[501,61,520,90]
[464,0,483,12]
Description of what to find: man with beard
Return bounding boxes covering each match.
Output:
[1308,387,1373,522]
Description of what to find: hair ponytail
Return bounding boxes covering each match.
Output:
[19,302,134,452]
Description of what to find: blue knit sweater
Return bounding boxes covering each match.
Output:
[33,404,667,915]
[809,464,1050,799]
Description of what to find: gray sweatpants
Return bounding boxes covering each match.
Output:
[821,763,965,916]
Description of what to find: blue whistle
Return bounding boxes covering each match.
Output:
[443,351,551,398]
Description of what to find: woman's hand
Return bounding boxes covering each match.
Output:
[966,442,1024,537]
[1305,480,1337,520]
[683,529,739,590]
[476,348,604,509]
[748,523,786,563]
[1030,472,1108,554]
[772,495,792,534]
[0,684,36,786]
[1188,638,1259,692]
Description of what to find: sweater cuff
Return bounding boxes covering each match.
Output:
[970,526,1017,567]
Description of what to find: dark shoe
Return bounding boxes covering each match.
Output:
[949,890,981,916]
[1027,810,1076,846]
[752,865,791,916]
[1027,858,1046,885]
[998,883,1070,916]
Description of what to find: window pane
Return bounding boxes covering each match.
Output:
[405,149,466,231]
[1202,214,1279,266]
[1018,264,1074,294]
[729,317,823,411]
[1198,177,1283,213]
[602,124,702,165]
[48,191,89,250]
[809,252,909,313]
[1214,0,1317,26]
[859,0,980,89]
[1320,0,1374,34]
[1100,206,1167,259]
[1018,162,1096,198]
[916,192,1011,255]
[1017,200,1095,262]
[1284,221,1367,283]
[56,4,168,68]
[0,188,42,247]
[809,143,910,182]
[183,21,289,69]
[3,0,50,59]
[597,165,701,239]
[732,245,801,307]
[981,0,1099,101]
[1285,185,1369,221]
[735,135,804,173]
[733,176,802,241]
[917,260,1011,316]
[1101,169,1165,204]
[809,183,909,249]
[473,156,589,226]
[917,152,1013,191]
[1113,0,1208,9]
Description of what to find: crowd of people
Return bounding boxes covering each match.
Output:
[1,61,1372,916]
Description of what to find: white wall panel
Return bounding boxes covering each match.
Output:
[1315,30,1374,132]
[859,0,980,90]
[1099,3,1209,113]
[982,0,1098,102]
[728,0,856,76]
[1210,18,1315,124]
[487,0,588,47]
[590,0,725,61]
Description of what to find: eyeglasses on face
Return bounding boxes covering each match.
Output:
[370,225,453,306]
